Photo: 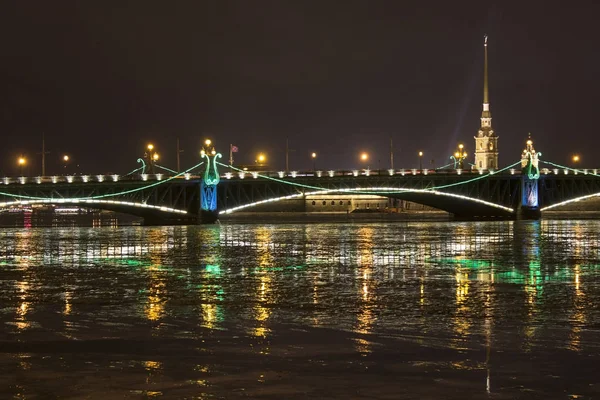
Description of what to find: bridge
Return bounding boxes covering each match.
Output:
[2,151,600,224]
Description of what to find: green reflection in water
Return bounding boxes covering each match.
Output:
[251,265,305,273]
[426,258,493,269]
[205,264,221,276]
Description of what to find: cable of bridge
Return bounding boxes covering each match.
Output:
[0,162,205,201]
[218,160,522,194]
[540,160,600,176]
[155,164,178,174]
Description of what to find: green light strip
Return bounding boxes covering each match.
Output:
[217,162,326,191]
[436,162,455,170]
[155,164,178,174]
[540,160,600,177]
[431,161,521,190]
[122,166,144,177]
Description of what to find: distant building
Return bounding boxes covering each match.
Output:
[474,36,499,170]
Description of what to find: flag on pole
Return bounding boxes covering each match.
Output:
[231,145,239,152]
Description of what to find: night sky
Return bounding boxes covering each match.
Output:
[0,1,598,176]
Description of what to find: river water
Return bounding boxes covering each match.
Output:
[1,220,599,399]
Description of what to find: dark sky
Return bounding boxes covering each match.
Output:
[0,1,598,175]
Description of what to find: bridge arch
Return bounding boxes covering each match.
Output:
[0,199,193,225]
[219,187,515,218]
[541,192,600,212]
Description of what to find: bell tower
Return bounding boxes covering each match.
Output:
[474,35,499,170]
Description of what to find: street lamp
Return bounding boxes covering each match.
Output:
[311,152,317,172]
[145,144,159,174]
[360,152,369,170]
[18,156,26,176]
[451,144,467,169]
[256,153,266,166]
[200,139,217,158]
[418,151,423,170]
[572,154,580,165]
[62,155,70,173]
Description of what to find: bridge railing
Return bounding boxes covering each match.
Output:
[0,173,202,185]
[4,167,597,185]
[219,168,523,179]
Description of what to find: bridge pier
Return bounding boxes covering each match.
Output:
[518,136,541,220]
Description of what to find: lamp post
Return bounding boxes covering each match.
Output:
[145,144,159,174]
[360,152,369,170]
[255,153,266,167]
[62,155,70,174]
[418,151,423,170]
[311,152,317,172]
[451,144,467,169]
[18,156,26,176]
[572,154,580,167]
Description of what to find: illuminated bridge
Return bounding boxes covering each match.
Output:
[2,158,600,224]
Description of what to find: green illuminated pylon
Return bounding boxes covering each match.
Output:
[200,139,221,223]
[519,135,541,219]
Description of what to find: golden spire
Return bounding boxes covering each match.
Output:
[483,35,489,105]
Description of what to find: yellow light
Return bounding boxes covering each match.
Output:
[205,139,212,146]
[463,152,467,157]
[147,144,154,151]
[18,157,26,166]
[418,151,423,157]
[153,153,159,160]
[573,155,580,163]
[200,150,206,157]
[360,152,368,161]
[257,154,266,163]
[455,152,460,158]
[211,149,216,155]
[311,152,317,159]
[63,155,69,162]
[526,140,533,145]
[459,144,464,149]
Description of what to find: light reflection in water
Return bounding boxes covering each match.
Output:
[0,220,599,360]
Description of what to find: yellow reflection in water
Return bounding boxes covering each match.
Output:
[256,227,274,267]
[15,280,31,330]
[201,303,224,329]
[144,360,162,371]
[145,264,166,322]
[354,227,375,352]
[63,291,72,316]
[569,264,586,351]
[453,272,471,339]
[252,271,272,337]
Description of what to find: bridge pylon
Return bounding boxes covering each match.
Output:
[199,139,222,224]
[518,135,541,220]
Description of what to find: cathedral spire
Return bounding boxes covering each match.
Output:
[474,35,498,171]
[483,35,489,105]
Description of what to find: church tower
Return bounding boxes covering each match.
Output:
[474,36,499,170]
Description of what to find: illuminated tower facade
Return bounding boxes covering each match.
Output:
[474,36,499,170]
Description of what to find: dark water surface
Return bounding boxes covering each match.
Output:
[1,220,600,399]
